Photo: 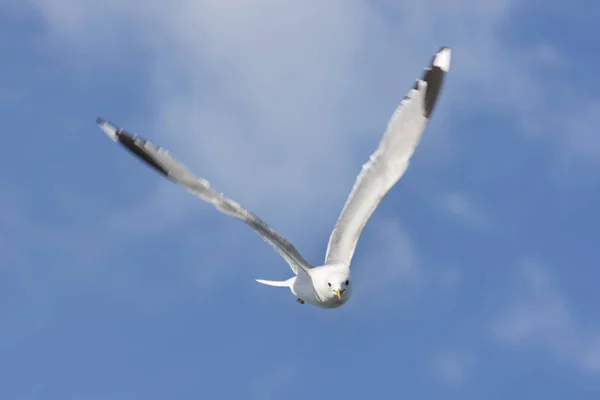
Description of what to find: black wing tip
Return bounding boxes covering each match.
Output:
[419,46,451,119]
[96,117,170,177]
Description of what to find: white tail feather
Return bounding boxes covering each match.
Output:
[255,277,295,287]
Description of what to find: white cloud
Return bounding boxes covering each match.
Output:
[350,218,422,307]
[30,0,533,219]
[560,102,600,162]
[251,361,299,400]
[24,0,596,289]
[0,188,97,270]
[437,265,463,291]
[432,352,470,386]
[492,260,600,374]
[438,192,490,229]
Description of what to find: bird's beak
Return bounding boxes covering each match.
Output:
[335,289,342,299]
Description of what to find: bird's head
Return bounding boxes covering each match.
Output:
[325,271,352,301]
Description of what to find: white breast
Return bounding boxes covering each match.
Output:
[292,274,349,309]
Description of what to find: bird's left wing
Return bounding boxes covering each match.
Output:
[96,118,313,275]
[324,47,451,267]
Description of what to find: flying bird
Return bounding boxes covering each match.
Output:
[96,46,451,309]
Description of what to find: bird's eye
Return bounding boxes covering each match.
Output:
[328,282,331,287]
[345,280,349,286]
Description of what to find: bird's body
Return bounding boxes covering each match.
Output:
[290,263,351,309]
[95,47,451,309]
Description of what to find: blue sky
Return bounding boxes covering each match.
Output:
[1,0,600,398]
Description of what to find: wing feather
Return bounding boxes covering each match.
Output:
[96,118,313,275]
[324,47,451,266]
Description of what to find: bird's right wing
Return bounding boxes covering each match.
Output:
[96,118,313,275]
[324,47,451,267]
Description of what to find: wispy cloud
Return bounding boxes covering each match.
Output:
[0,187,97,270]
[432,351,470,386]
[491,260,600,374]
[251,361,299,400]
[352,218,421,304]
[29,0,526,210]
[438,192,490,229]
[25,0,599,294]
[559,102,600,163]
[436,265,463,291]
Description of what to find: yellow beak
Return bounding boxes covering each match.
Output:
[335,289,342,299]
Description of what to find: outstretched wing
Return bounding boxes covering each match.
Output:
[324,47,451,267]
[96,118,313,275]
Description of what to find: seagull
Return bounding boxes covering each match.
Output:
[95,46,451,309]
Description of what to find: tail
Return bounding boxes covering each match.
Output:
[255,277,295,288]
